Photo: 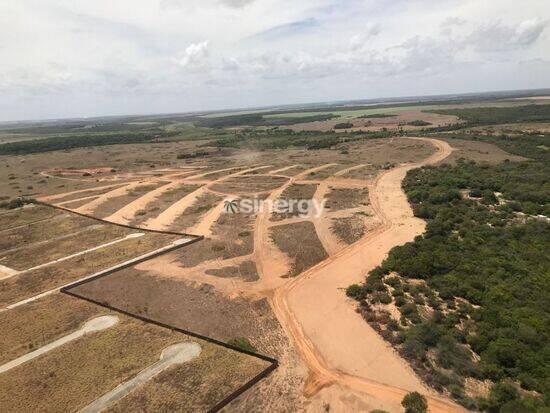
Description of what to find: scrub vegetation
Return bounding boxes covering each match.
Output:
[348,136,550,411]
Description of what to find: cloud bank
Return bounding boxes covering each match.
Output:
[0,0,548,120]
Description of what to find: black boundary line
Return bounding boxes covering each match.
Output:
[35,200,200,238]
[27,202,278,412]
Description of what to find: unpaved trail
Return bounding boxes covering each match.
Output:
[260,138,464,412]
[310,182,343,256]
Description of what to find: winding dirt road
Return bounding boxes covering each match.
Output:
[262,138,465,412]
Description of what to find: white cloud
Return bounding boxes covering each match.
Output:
[219,0,255,8]
[470,19,547,52]
[176,41,210,70]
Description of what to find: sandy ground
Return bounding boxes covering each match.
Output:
[261,137,466,412]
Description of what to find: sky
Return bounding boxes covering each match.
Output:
[0,0,549,121]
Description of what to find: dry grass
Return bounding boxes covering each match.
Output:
[0,232,179,306]
[439,138,527,164]
[92,182,167,218]
[69,267,274,342]
[307,164,350,180]
[210,175,288,194]
[0,316,190,412]
[0,205,61,230]
[0,213,97,251]
[331,215,366,244]
[0,223,133,270]
[59,197,100,209]
[175,209,254,267]
[0,293,105,364]
[271,183,318,221]
[130,184,201,226]
[206,260,259,282]
[51,184,128,204]
[107,342,269,413]
[270,221,328,277]
[168,192,224,231]
[325,187,369,211]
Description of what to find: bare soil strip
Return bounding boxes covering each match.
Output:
[311,182,344,256]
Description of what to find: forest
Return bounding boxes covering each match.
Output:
[348,154,549,412]
[428,104,550,126]
[0,130,178,155]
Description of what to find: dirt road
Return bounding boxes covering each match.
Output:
[262,138,465,412]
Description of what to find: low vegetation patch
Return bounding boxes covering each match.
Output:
[406,120,432,127]
[333,122,354,129]
[270,221,328,277]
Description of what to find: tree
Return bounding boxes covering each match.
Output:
[401,392,428,413]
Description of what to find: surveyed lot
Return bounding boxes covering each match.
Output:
[0,204,187,308]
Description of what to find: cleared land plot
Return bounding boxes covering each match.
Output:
[129,184,201,226]
[107,342,269,413]
[331,215,367,244]
[0,205,62,230]
[210,175,288,194]
[0,316,195,412]
[439,138,527,164]
[0,293,105,364]
[176,211,254,267]
[270,221,328,277]
[68,267,274,342]
[271,184,318,221]
[168,192,224,231]
[325,187,369,211]
[0,213,97,251]
[0,231,179,307]
[92,182,168,218]
[0,223,133,270]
